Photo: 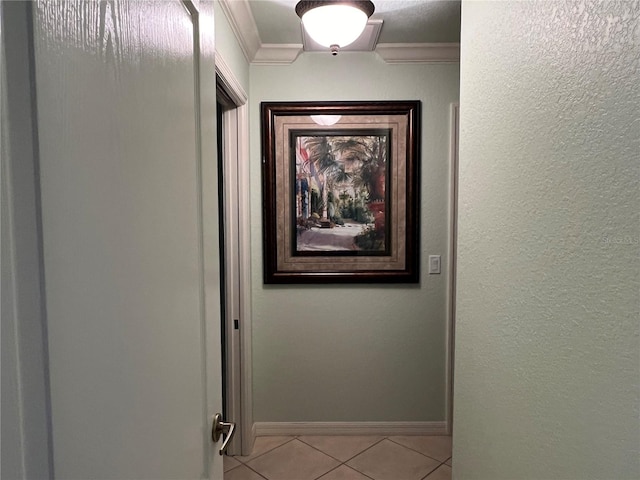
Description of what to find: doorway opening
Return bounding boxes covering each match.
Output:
[216,56,254,456]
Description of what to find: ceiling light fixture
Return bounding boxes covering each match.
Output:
[295,1,375,56]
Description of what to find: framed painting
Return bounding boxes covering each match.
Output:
[261,101,420,283]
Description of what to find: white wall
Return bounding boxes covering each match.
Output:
[454,1,639,478]
[250,53,459,422]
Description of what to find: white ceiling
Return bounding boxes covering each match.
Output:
[219,0,461,64]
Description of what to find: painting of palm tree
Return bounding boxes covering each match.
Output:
[294,131,390,254]
[261,100,420,283]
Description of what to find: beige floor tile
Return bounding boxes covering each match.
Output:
[424,464,451,480]
[224,455,242,472]
[444,457,451,467]
[236,436,295,463]
[388,436,452,462]
[298,435,383,462]
[224,464,267,480]
[317,465,373,480]
[247,439,340,480]
[347,439,440,480]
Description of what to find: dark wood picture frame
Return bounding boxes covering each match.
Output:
[261,101,420,284]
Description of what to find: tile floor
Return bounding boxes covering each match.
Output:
[224,435,452,480]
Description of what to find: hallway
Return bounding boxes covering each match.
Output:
[224,435,452,480]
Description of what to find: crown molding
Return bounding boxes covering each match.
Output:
[218,0,261,63]
[219,0,302,64]
[376,43,460,64]
[253,44,303,65]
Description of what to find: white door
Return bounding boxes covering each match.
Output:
[31,0,223,478]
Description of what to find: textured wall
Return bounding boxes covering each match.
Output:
[250,53,459,422]
[454,1,639,478]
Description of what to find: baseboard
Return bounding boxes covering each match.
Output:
[243,422,257,456]
[254,422,448,436]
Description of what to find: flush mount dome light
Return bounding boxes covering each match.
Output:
[295,0,375,55]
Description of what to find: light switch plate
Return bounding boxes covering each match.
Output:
[428,255,441,274]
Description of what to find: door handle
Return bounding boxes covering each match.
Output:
[212,413,236,455]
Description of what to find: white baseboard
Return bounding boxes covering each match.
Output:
[242,422,257,456]
[254,422,448,437]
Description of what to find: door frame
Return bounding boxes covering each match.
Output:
[215,51,254,456]
[1,2,54,477]
[445,102,460,435]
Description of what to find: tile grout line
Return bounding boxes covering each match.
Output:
[292,436,387,480]
[311,462,377,480]
[223,455,244,474]
[295,436,345,464]
[226,435,452,480]
[311,463,341,480]
[341,436,389,465]
[420,461,446,480]
[385,436,451,464]
[241,461,271,480]
[421,457,454,480]
[307,435,431,480]
[234,436,298,465]
[233,437,343,480]
[223,455,270,479]
[286,437,379,480]
[343,436,450,480]
[296,435,388,465]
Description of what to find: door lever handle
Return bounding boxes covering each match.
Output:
[212,413,236,455]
